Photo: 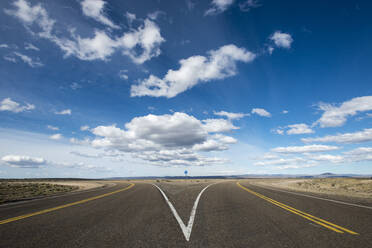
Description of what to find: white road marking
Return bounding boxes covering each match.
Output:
[252,183,372,210]
[153,183,215,241]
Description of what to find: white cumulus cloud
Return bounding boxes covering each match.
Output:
[286,123,314,135]
[6,0,165,64]
[308,154,344,163]
[205,0,235,16]
[80,112,238,166]
[131,44,255,98]
[47,125,59,131]
[80,125,90,131]
[314,96,372,128]
[0,98,35,113]
[272,144,339,153]
[49,133,62,140]
[270,31,293,49]
[302,128,372,144]
[1,154,46,168]
[202,119,239,132]
[251,108,271,117]
[4,0,55,37]
[55,109,71,115]
[239,0,262,12]
[214,110,249,120]
[81,0,119,29]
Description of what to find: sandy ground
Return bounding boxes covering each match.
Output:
[34,181,110,191]
[3,180,111,191]
[248,178,372,199]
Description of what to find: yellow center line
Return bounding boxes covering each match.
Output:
[237,182,358,235]
[0,183,135,225]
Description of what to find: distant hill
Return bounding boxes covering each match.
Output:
[104,173,372,180]
[3,173,370,180]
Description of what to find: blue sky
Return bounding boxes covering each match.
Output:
[0,0,372,178]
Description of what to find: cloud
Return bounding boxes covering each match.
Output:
[213,110,249,120]
[24,42,39,51]
[344,147,372,155]
[270,31,293,49]
[314,96,372,128]
[80,125,90,131]
[70,151,99,158]
[251,108,271,117]
[3,55,17,63]
[131,44,255,98]
[256,146,372,169]
[186,0,196,10]
[205,0,235,16]
[286,123,314,135]
[274,164,316,170]
[302,128,372,144]
[254,157,307,166]
[202,119,239,132]
[272,144,340,153]
[53,161,112,172]
[254,153,343,168]
[308,154,344,163]
[147,10,165,21]
[49,133,62,140]
[47,125,59,131]
[54,29,119,61]
[125,12,136,25]
[343,147,372,163]
[0,44,9,48]
[132,150,228,167]
[273,124,314,135]
[56,18,164,63]
[193,134,237,151]
[84,112,237,166]
[116,18,165,64]
[239,0,262,12]
[70,82,82,90]
[272,128,284,135]
[0,98,35,113]
[119,69,128,80]
[6,0,165,64]
[70,137,91,145]
[55,109,71,115]
[282,110,288,114]
[267,46,274,54]
[81,0,119,29]
[1,154,45,168]
[4,0,55,37]
[13,52,43,67]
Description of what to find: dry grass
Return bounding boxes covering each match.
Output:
[0,182,78,204]
[250,178,372,199]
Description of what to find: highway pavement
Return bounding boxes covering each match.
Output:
[0,180,371,248]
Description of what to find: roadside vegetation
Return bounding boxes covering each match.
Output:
[251,178,372,199]
[291,178,372,197]
[0,182,78,204]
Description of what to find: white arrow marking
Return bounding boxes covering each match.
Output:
[153,183,215,241]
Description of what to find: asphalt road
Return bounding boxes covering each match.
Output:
[0,180,371,248]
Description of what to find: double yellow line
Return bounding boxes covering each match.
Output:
[0,183,135,225]
[237,182,358,235]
